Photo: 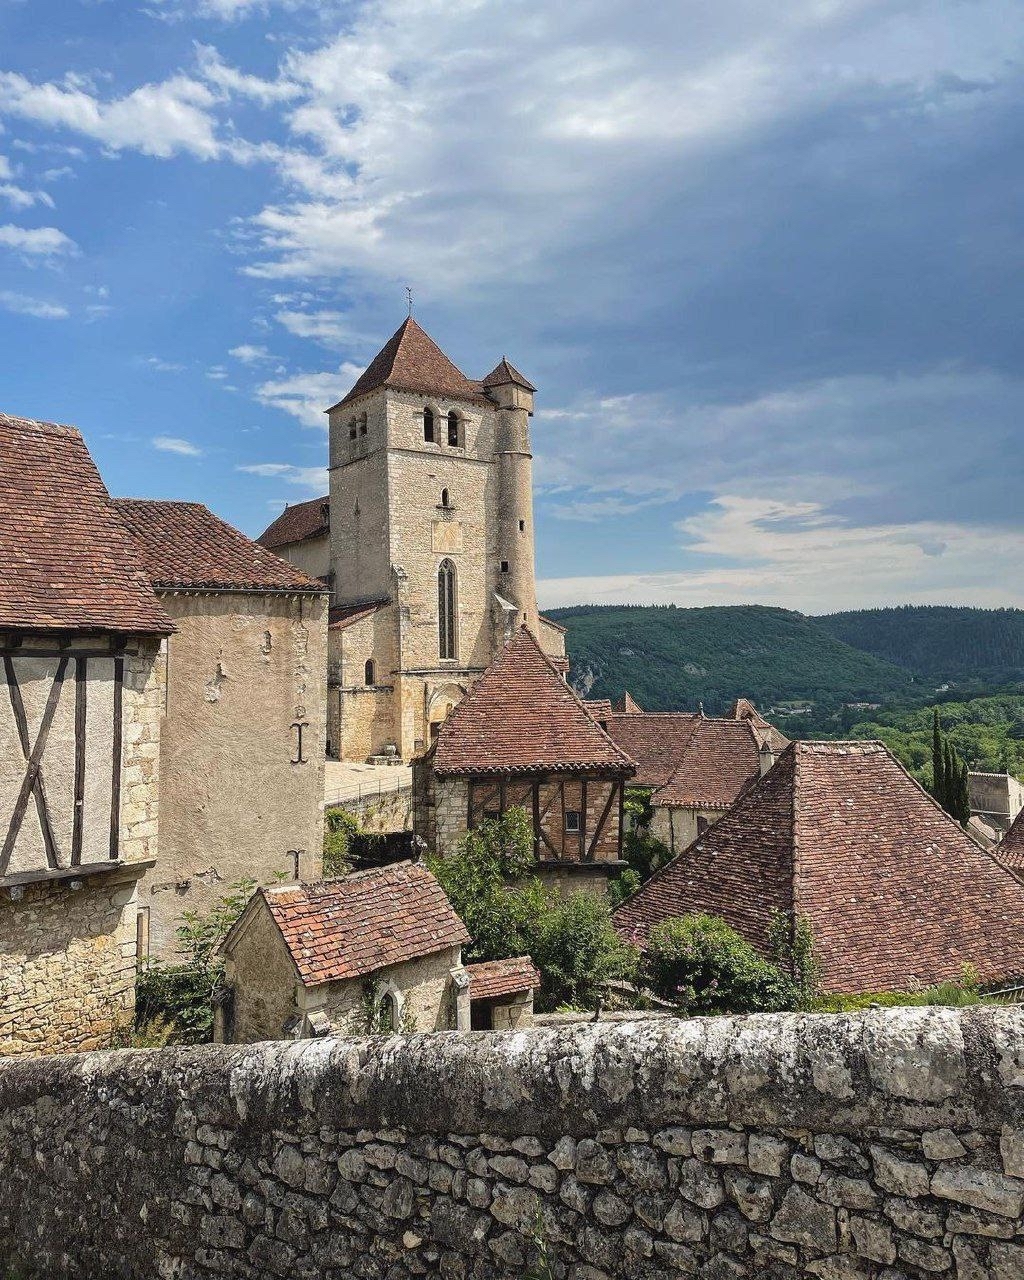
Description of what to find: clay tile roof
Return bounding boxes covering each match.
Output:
[599,713,701,789]
[538,614,567,634]
[0,413,172,635]
[481,357,537,393]
[113,499,326,594]
[615,740,1024,994]
[329,598,389,631]
[584,699,614,719]
[996,807,1024,872]
[329,317,492,411]
[434,627,635,777]
[653,717,771,809]
[466,956,541,1001]
[730,697,789,752]
[257,495,330,549]
[259,862,470,987]
[614,691,643,714]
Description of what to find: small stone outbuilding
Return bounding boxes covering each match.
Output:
[216,861,471,1042]
[466,955,540,1029]
[615,740,1024,994]
[414,627,635,896]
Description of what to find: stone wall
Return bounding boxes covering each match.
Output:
[3,1008,1024,1278]
[140,591,327,959]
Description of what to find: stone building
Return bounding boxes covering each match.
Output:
[259,316,566,762]
[594,697,788,853]
[414,628,635,896]
[466,955,539,1029]
[615,740,1024,994]
[0,413,171,1056]
[112,500,330,959]
[257,495,331,584]
[215,861,470,1042]
[968,769,1024,835]
[994,806,1024,883]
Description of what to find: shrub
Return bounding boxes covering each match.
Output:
[644,913,798,1014]
[324,807,360,877]
[766,909,821,1010]
[530,891,638,1013]
[813,966,984,1012]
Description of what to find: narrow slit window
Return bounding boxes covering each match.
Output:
[359,415,368,436]
[349,420,357,440]
[438,558,457,659]
[441,487,450,508]
[500,560,509,574]
[423,407,435,442]
[519,520,525,532]
[447,411,460,446]
[364,659,375,686]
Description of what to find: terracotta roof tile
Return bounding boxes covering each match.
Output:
[654,718,769,809]
[0,413,172,635]
[599,713,701,789]
[329,317,492,410]
[434,627,635,776]
[466,955,540,1000]
[996,807,1024,871]
[730,697,789,753]
[615,741,1024,993]
[113,499,326,593]
[257,495,330,549]
[260,862,470,987]
[481,358,536,393]
[329,598,389,631]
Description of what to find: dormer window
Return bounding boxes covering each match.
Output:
[423,407,435,442]
[447,410,460,447]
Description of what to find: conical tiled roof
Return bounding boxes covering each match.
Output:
[328,317,490,410]
[433,627,636,776]
[481,357,536,392]
[615,740,1024,993]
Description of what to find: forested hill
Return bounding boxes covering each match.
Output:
[813,607,1024,682]
[546,605,915,713]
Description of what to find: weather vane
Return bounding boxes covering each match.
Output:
[405,285,413,316]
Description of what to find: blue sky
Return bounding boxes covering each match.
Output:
[1,0,1022,613]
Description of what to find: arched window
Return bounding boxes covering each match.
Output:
[364,658,375,686]
[377,991,396,1033]
[423,407,435,442]
[447,410,460,446]
[438,558,457,659]
[440,487,450,508]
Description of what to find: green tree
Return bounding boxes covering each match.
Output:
[323,807,360,877]
[932,708,945,805]
[767,910,821,1010]
[643,914,797,1015]
[530,892,637,1012]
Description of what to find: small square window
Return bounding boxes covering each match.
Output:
[483,808,500,822]
[500,561,509,573]
[565,810,581,833]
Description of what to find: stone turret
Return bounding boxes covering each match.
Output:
[483,358,539,639]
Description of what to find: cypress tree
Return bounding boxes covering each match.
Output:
[957,757,972,825]
[932,709,945,806]
[943,741,956,818]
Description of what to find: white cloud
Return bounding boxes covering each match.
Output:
[228,343,270,363]
[255,361,364,428]
[538,495,1024,614]
[0,290,68,319]
[0,71,220,159]
[194,44,300,104]
[143,355,185,372]
[274,307,368,348]
[237,461,328,490]
[0,156,54,211]
[152,435,203,456]
[0,223,77,256]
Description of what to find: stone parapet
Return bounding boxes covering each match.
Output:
[2,1008,1024,1276]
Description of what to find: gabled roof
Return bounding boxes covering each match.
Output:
[730,697,789,753]
[599,713,701,789]
[653,717,768,809]
[466,955,541,1000]
[0,413,172,636]
[258,495,330,550]
[615,741,1024,993]
[433,626,635,777]
[240,862,470,987]
[328,317,491,410]
[997,807,1024,873]
[329,598,390,631]
[615,691,643,714]
[481,357,536,393]
[113,500,326,594]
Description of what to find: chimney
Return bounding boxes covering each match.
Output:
[759,740,776,776]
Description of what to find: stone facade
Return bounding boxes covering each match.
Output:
[3,1008,1024,1277]
[319,326,565,764]
[970,771,1024,835]
[0,635,164,1056]
[138,591,328,959]
[650,804,725,854]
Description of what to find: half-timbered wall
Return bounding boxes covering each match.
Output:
[418,771,625,896]
[0,636,164,1057]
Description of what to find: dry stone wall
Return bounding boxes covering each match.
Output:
[3,1009,1024,1278]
